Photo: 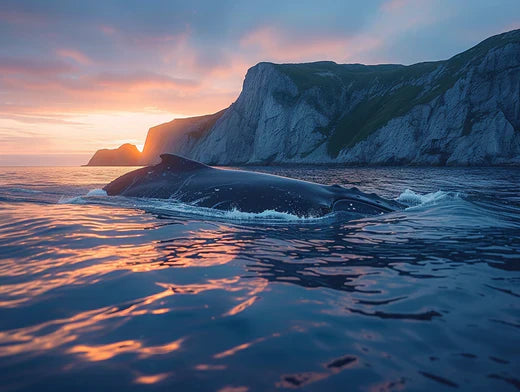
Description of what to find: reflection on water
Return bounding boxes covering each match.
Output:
[68,338,184,362]
[0,166,519,391]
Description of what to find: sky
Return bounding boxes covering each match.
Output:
[0,0,519,165]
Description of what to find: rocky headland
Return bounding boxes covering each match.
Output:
[87,29,520,166]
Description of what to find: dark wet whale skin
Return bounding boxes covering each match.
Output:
[103,154,403,217]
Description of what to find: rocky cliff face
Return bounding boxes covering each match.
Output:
[89,29,520,166]
[141,109,226,164]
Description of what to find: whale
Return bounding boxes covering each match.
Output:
[103,154,403,217]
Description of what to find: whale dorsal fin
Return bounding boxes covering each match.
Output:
[159,154,209,171]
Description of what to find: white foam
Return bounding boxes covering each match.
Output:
[58,188,108,205]
[57,189,327,222]
[138,199,327,223]
[86,189,108,197]
[58,195,85,204]
[397,189,461,209]
[59,187,464,222]
[221,208,318,221]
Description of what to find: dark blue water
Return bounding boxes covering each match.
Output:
[0,166,519,391]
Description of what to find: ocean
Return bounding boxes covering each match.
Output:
[0,165,519,391]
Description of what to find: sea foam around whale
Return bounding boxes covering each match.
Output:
[58,187,466,222]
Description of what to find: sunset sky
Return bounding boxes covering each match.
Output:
[1,0,519,165]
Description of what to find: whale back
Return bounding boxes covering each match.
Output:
[103,154,209,196]
[103,154,404,216]
[158,153,208,172]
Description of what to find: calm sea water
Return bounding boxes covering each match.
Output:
[0,166,519,392]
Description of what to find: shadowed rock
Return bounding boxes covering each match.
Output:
[86,143,142,166]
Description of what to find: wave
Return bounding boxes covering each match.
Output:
[392,188,520,230]
[147,201,328,222]
[58,189,328,223]
[57,187,516,229]
[396,189,462,209]
[58,188,108,204]
[7,187,43,194]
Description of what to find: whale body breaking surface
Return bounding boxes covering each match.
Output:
[103,154,403,217]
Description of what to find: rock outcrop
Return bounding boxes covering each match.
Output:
[86,143,142,166]
[88,29,520,166]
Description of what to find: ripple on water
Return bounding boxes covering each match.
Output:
[0,166,519,391]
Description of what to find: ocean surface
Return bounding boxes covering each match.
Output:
[0,165,519,392]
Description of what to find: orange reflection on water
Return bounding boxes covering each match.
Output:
[217,386,249,392]
[68,338,184,362]
[134,373,172,384]
[213,333,281,359]
[0,208,247,308]
[224,296,258,316]
[195,364,227,371]
[0,276,267,359]
[0,200,272,362]
[68,340,141,361]
[158,228,244,268]
[0,243,168,308]
[156,276,266,297]
[139,338,184,357]
[221,275,267,316]
[0,247,236,309]
[214,342,252,359]
[0,286,177,358]
[157,276,268,317]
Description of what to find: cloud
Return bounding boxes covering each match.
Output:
[89,71,199,90]
[0,128,52,151]
[0,113,88,126]
[0,57,76,75]
[0,71,234,116]
[56,49,93,65]
[239,26,382,63]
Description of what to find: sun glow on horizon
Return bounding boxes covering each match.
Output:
[0,110,204,165]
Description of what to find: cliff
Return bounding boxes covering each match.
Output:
[141,109,226,164]
[88,29,520,166]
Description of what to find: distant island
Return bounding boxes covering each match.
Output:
[86,143,142,166]
[87,29,520,166]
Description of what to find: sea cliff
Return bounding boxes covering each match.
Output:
[88,29,520,166]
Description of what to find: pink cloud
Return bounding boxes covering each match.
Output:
[0,113,87,126]
[240,26,382,63]
[88,71,199,90]
[56,49,93,65]
[0,70,234,116]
